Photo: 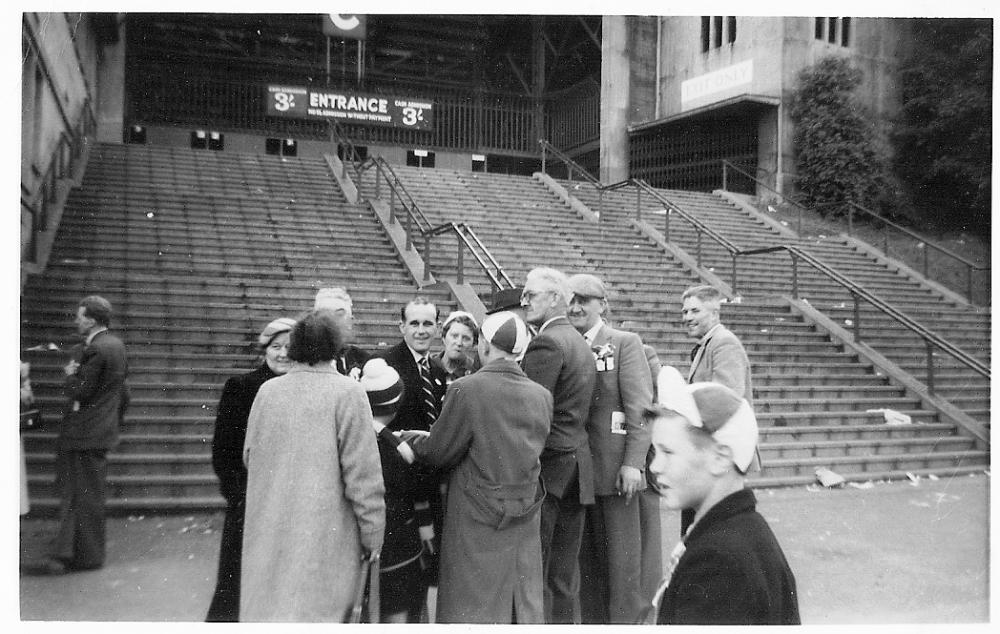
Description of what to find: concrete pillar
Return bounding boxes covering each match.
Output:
[96,21,126,144]
[600,16,630,182]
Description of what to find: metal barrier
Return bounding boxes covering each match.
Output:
[720,160,989,304]
[539,139,990,393]
[332,121,515,291]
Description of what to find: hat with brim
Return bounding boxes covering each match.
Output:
[258,317,296,346]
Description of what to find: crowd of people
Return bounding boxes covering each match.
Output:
[27,268,800,625]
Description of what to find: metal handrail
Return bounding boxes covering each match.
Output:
[22,97,95,264]
[733,244,990,392]
[331,124,514,291]
[721,159,989,304]
[538,138,601,186]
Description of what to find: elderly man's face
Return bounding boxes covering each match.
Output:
[682,296,720,340]
[520,282,560,327]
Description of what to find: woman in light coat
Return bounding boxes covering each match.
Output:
[241,309,385,622]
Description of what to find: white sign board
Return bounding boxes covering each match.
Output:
[681,59,754,107]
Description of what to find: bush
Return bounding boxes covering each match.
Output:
[789,57,894,218]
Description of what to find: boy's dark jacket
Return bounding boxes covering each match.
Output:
[658,488,800,625]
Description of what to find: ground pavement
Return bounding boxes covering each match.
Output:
[16,471,992,624]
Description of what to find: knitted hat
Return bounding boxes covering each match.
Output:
[442,310,479,332]
[258,317,296,346]
[360,358,404,417]
[655,366,760,473]
[480,311,530,355]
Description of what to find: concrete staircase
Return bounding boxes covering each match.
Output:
[563,182,991,425]
[20,143,455,512]
[357,165,989,485]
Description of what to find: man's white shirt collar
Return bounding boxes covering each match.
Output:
[698,323,723,345]
[86,327,108,346]
[582,320,605,346]
[408,345,429,365]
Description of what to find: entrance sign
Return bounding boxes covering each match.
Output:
[267,85,433,130]
[681,59,754,108]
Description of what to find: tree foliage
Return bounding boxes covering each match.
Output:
[789,56,891,218]
[892,19,991,234]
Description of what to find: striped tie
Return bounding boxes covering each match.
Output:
[418,356,439,427]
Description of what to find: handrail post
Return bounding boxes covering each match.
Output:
[922,245,929,278]
[456,231,465,285]
[541,143,546,176]
[731,253,738,295]
[389,187,397,224]
[375,166,382,198]
[636,187,642,223]
[847,203,854,237]
[664,207,670,243]
[721,161,728,191]
[797,206,802,236]
[790,252,799,299]
[966,266,974,304]
[925,339,935,395]
[598,188,604,219]
[405,209,413,251]
[883,231,888,256]
[696,229,703,265]
[423,234,432,282]
[852,292,861,342]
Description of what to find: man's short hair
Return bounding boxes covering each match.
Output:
[400,296,440,322]
[525,267,572,305]
[682,285,723,309]
[79,296,112,327]
[315,287,353,314]
[288,309,344,365]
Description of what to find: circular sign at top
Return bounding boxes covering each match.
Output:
[323,14,366,40]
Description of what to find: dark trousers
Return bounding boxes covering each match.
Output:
[206,503,245,621]
[579,494,645,624]
[52,448,108,569]
[637,489,663,621]
[539,485,585,624]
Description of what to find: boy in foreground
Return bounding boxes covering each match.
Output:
[644,367,800,625]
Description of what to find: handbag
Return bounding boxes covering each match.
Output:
[345,551,381,623]
[19,408,43,433]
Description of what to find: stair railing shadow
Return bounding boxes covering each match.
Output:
[331,120,515,292]
[720,160,989,305]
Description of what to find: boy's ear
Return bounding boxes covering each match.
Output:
[708,443,736,475]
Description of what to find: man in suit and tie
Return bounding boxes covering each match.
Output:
[680,285,755,534]
[29,296,129,575]
[567,274,656,624]
[519,267,597,623]
[314,287,371,380]
[381,296,449,618]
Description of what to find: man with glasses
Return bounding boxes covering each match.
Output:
[566,274,656,624]
[519,267,597,623]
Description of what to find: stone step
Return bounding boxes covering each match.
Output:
[748,450,989,480]
[759,422,960,443]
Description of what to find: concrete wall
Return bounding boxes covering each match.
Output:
[22,12,108,262]
[645,16,912,195]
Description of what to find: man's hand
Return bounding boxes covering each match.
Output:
[396,429,430,444]
[63,360,79,377]
[616,466,643,503]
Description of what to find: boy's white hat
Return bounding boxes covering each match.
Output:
[656,366,760,473]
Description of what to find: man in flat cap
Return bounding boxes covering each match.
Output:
[567,274,656,624]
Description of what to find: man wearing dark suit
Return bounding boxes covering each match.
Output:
[314,287,372,380]
[567,274,655,624]
[681,284,755,535]
[381,296,449,618]
[33,296,129,574]
[519,267,597,624]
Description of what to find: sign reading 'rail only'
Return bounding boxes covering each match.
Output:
[266,85,434,130]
